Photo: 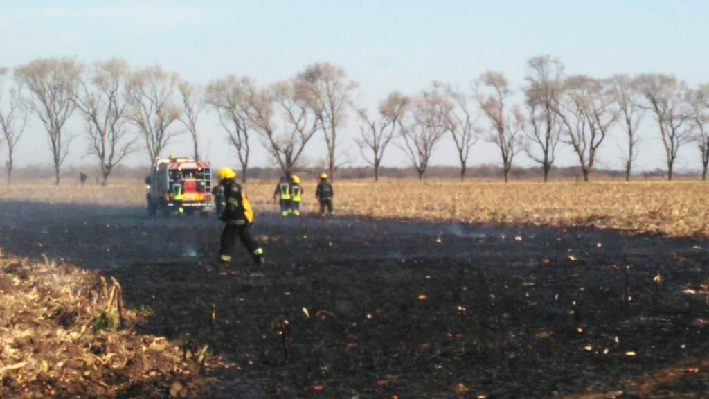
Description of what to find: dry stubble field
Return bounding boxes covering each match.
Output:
[1,178,709,398]
[3,178,709,237]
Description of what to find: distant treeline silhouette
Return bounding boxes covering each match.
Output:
[5,163,697,183]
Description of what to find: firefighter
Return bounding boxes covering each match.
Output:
[216,168,264,265]
[273,176,291,216]
[290,175,303,216]
[316,172,334,215]
[172,181,185,215]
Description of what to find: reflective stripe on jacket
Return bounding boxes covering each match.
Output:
[291,184,302,202]
[316,182,333,200]
[278,182,291,200]
[172,184,183,201]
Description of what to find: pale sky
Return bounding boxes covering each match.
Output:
[1,0,708,173]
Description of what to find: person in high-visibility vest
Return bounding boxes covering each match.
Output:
[290,175,303,216]
[172,182,184,215]
[316,172,334,215]
[216,168,264,264]
[272,176,291,216]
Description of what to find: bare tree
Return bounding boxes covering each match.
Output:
[73,58,136,185]
[125,65,182,164]
[523,55,565,182]
[356,91,409,181]
[15,58,83,185]
[299,62,358,180]
[609,75,645,181]
[397,91,449,179]
[0,67,28,184]
[555,76,618,182]
[235,78,320,175]
[477,71,525,183]
[687,85,709,179]
[205,75,255,182]
[178,80,204,160]
[636,74,692,181]
[433,82,480,179]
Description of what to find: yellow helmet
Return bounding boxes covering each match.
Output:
[292,175,300,184]
[217,168,236,180]
[321,172,328,179]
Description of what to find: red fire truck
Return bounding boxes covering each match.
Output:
[145,156,213,216]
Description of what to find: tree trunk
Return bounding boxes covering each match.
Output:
[460,160,466,180]
[702,161,708,181]
[54,165,61,185]
[101,170,110,186]
[503,167,509,183]
[6,150,12,185]
[582,168,590,182]
[667,163,673,181]
[543,162,550,183]
[626,160,631,182]
[374,159,380,182]
[194,141,199,161]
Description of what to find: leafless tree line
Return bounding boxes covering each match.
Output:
[1,56,708,185]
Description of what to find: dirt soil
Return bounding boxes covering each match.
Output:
[1,201,708,398]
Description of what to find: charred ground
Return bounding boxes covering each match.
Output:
[1,201,708,398]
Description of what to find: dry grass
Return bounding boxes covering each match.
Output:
[2,178,709,237]
[248,178,709,237]
[0,180,145,206]
[0,252,204,398]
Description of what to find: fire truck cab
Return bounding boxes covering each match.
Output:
[145,156,212,216]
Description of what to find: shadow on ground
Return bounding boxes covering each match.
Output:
[1,200,709,397]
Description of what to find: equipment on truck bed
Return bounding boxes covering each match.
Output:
[145,156,213,216]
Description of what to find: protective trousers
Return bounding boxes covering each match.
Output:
[279,199,292,216]
[320,199,333,215]
[219,223,263,263]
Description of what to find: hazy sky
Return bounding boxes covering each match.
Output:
[1,0,708,173]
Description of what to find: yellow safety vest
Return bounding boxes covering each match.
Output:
[279,182,291,200]
[291,184,302,202]
[172,184,183,201]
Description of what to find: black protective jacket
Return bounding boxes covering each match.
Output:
[316,181,333,200]
[220,179,254,224]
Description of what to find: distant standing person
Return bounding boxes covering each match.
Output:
[273,176,291,217]
[290,175,303,216]
[316,172,334,216]
[79,172,88,186]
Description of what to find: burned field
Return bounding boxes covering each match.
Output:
[1,200,708,398]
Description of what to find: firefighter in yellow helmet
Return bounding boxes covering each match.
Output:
[315,172,334,215]
[216,168,264,264]
[272,176,291,216]
[290,175,303,216]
